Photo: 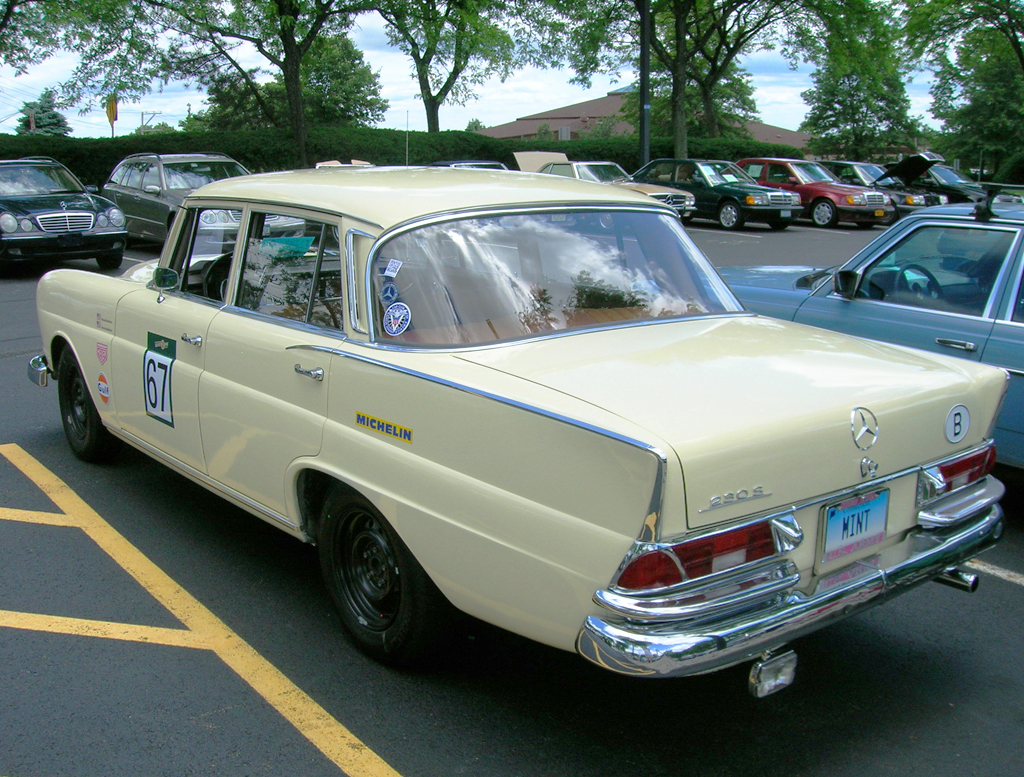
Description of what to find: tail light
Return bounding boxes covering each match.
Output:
[615,521,776,592]
[918,445,997,506]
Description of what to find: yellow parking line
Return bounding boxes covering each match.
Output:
[0,443,401,777]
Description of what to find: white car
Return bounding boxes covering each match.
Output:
[30,166,1007,696]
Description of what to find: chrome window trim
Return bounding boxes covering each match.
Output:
[296,342,669,542]
[346,228,375,335]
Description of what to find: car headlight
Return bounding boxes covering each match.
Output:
[904,194,925,206]
[19,218,35,231]
[938,195,949,205]
[0,213,18,233]
[107,207,126,228]
[745,194,768,205]
[845,193,867,205]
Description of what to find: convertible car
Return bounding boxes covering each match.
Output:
[719,197,1024,469]
[29,167,1007,695]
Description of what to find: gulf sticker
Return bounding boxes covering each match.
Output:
[97,373,110,404]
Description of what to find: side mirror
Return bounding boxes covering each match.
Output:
[151,267,179,291]
[833,270,859,299]
[144,185,162,195]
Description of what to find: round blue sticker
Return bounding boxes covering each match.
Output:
[382,302,412,336]
[379,281,400,305]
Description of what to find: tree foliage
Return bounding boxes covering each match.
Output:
[16,89,71,135]
[179,35,387,132]
[930,28,1024,173]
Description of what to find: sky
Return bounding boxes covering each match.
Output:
[0,13,939,139]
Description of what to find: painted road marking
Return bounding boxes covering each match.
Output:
[966,558,1024,588]
[0,443,399,777]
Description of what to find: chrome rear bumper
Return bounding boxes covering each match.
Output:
[577,478,1004,678]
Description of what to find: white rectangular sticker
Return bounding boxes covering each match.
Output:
[144,333,175,427]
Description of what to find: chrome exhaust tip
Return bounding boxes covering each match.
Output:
[934,567,979,593]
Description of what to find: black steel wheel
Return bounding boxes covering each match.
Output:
[56,349,121,462]
[318,485,456,667]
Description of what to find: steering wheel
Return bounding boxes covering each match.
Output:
[202,254,232,301]
[897,264,942,301]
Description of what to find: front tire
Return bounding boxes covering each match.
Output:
[810,198,839,228]
[56,349,121,462]
[318,485,457,667]
[96,252,124,271]
[717,201,745,230]
[767,220,789,231]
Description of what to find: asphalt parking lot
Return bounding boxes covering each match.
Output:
[2,223,1022,777]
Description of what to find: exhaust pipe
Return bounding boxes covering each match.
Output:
[934,567,979,593]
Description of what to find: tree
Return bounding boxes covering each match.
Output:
[16,89,71,135]
[59,0,376,166]
[465,118,485,131]
[179,35,387,132]
[798,8,920,159]
[930,28,1024,174]
[905,0,1024,79]
[376,0,528,132]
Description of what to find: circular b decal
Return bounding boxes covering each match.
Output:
[945,404,970,443]
[382,302,412,337]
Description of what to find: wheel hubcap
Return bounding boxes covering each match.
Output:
[339,512,400,629]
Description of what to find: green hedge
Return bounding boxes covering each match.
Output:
[0,126,803,187]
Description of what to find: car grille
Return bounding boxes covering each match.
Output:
[37,212,94,232]
[768,192,798,206]
[651,193,687,208]
[864,192,887,206]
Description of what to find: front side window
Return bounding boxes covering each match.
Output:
[858,224,1017,317]
[580,164,628,183]
[237,212,343,327]
[369,209,740,347]
[170,207,243,301]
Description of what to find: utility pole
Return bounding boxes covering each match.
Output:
[140,111,162,133]
[638,0,651,169]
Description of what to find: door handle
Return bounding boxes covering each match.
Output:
[935,338,977,352]
[181,333,203,347]
[294,364,324,381]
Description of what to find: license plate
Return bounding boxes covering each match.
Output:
[781,210,791,218]
[822,490,888,563]
[874,209,885,217]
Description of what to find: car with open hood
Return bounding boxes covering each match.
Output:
[738,157,896,228]
[718,190,1024,469]
[0,156,127,269]
[632,158,800,230]
[822,154,949,224]
[29,166,1007,695]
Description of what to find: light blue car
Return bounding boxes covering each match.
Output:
[718,199,1024,468]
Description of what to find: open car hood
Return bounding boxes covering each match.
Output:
[882,152,945,185]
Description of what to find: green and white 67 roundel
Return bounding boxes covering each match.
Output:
[144,333,176,427]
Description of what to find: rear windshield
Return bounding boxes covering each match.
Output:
[370,209,740,347]
[164,160,248,189]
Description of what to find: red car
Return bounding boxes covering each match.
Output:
[737,157,895,228]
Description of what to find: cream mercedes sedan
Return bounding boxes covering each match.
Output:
[29,166,1008,696]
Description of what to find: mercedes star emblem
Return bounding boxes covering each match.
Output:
[851,407,879,450]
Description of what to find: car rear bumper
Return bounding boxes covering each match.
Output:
[576,477,1004,678]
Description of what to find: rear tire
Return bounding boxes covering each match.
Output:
[318,485,457,667]
[56,349,121,462]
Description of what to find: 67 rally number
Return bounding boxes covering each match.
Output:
[144,333,176,427]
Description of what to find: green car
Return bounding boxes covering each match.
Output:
[633,158,802,230]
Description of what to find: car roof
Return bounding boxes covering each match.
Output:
[117,152,238,163]
[0,157,66,166]
[907,201,1024,224]
[188,166,665,230]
